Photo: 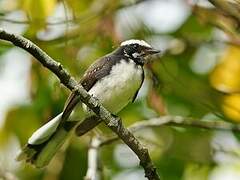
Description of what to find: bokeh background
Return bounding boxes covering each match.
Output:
[1,0,240,179]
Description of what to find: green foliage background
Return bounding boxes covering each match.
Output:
[1,0,240,179]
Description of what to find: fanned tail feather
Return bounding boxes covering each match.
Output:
[16,113,76,168]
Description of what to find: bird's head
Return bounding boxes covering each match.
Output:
[120,39,160,65]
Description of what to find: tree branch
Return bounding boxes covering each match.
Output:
[85,137,103,180]
[0,29,160,180]
[0,13,98,26]
[207,0,240,23]
[100,116,240,146]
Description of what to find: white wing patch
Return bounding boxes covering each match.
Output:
[28,113,63,145]
[121,39,151,48]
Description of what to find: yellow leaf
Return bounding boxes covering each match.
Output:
[222,94,240,122]
[210,46,240,93]
[21,0,57,20]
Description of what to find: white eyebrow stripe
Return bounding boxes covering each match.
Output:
[120,39,151,48]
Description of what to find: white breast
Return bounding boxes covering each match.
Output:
[83,60,143,114]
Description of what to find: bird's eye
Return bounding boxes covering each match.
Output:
[132,44,139,52]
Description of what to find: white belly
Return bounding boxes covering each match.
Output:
[83,60,143,114]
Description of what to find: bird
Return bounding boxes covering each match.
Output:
[16,39,160,168]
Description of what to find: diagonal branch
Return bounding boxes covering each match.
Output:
[0,29,160,180]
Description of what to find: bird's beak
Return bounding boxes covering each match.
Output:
[144,48,161,56]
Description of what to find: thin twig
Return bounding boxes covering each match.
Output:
[100,116,240,146]
[0,0,148,26]
[0,29,160,180]
[85,137,102,180]
[0,13,98,26]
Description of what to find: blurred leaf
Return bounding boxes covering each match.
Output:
[147,87,167,115]
[17,165,44,180]
[176,15,213,44]
[21,0,57,20]
[222,93,240,122]
[169,128,212,163]
[194,6,239,37]
[157,156,185,180]
[182,163,210,180]
[59,144,87,180]
[20,0,57,32]
[1,0,240,179]
[65,0,92,16]
[152,51,220,118]
[1,106,40,144]
[210,45,240,93]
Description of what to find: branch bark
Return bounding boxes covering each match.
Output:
[0,29,160,180]
[100,116,240,146]
[208,0,240,23]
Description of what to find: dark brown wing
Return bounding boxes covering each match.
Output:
[62,55,122,120]
[132,67,144,102]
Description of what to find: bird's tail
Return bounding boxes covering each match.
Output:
[16,113,77,168]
